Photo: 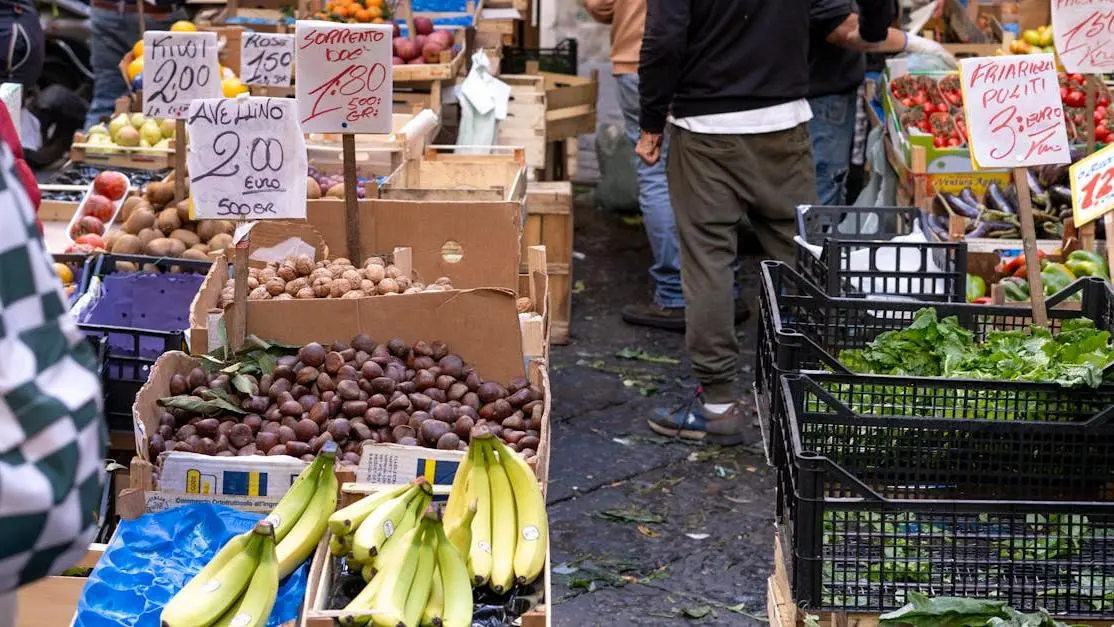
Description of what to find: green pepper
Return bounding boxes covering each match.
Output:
[999,277,1030,302]
[1066,250,1110,279]
[1041,270,1074,296]
[966,273,987,302]
[1041,262,1076,283]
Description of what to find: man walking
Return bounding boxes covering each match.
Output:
[584,0,686,330]
[636,0,892,443]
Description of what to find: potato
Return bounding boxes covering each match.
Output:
[123,208,156,234]
[156,207,182,235]
[111,233,144,254]
[170,228,200,248]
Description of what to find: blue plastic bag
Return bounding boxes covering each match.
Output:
[74,503,311,627]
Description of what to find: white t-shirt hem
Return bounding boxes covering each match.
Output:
[670,99,813,134]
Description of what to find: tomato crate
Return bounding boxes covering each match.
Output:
[755,260,1114,461]
[773,370,1114,616]
[795,205,967,302]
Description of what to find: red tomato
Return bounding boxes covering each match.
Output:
[1097,125,1111,143]
[933,136,946,148]
[1096,106,1107,122]
[901,97,914,108]
[919,121,932,133]
[1070,73,1085,85]
[1065,90,1086,108]
[947,137,960,147]
[1061,87,1070,100]
[1099,95,1111,107]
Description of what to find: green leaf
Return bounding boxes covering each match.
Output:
[158,394,245,416]
[681,605,711,619]
[615,347,680,365]
[231,374,255,395]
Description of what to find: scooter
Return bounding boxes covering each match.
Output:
[24,0,93,168]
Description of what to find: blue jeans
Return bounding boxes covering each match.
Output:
[615,72,685,309]
[808,92,858,206]
[85,7,184,128]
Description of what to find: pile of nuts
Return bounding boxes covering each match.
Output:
[220,255,454,305]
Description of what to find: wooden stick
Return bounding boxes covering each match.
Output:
[342,134,362,262]
[175,119,187,201]
[1013,167,1048,326]
[230,236,249,352]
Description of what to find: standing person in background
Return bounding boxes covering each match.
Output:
[85,3,188,128]
[583,0,687,330]
[636,0,892,444]
[810,0,955,206]
[0,102,106,621]
[0,0,43,87]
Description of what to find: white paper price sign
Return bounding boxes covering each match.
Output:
[143,31,221,119]
[1070,143,1114,226]
[186,98,308,219]
[241,32,295,87]
[959,55,1072,168]
[294,21,393,133]
[1051,0,1114,73]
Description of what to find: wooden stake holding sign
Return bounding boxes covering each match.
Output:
[185,97,309,350]
[958,54,1073,327]
[142,31,221,201]
[295,20,395,261]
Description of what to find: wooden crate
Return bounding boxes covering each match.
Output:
[305,111,439,178]
[70,131,175,170]
[16,545,104,627]
[474,28,504,75]
[521,181,570,344]
[538,68,597,142]
[382,144,527,203]
[477,14,518,46]
[499,75,547,169]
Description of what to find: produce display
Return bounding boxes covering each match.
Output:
[42,166,169,203]
[326,430,547,625]
[126,21,249,97]
[1005,24,1056,54]
[310,0,392,24]
[85,112,176,153]
[152,335,546,464]
[161,448,339,626]
[218,255,454,304]
[100,179,236,260]
[990,250,1109,303]
[390,20,458,66]
[840,308,1114,387]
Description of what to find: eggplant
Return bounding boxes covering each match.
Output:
[1025,170,1050,209]
[1032,210,1061,223]
[968,220,1017,238]
[981,210,1020,225]
[984,183,1017,215]
[1005,182,1020,210]
[1048,184,1073,208]
[959,187,981,209]
[940,192,981,219]
[1038,163,1070,187]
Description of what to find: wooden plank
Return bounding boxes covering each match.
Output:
[545,104,595,141]
[527,181,572,214]
[70,132,176,171]
[16,576,87,627]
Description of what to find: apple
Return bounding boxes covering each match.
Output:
[71,216,105,239]
[414,16,433,35]
[92,171,128,201]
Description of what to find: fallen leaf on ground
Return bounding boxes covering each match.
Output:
[637,524,661,538]
[682,605,713,619]
[572,280,587,294]
[592,506,666,524]
[616,346,681,365]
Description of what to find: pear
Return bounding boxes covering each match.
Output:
[159,118,175,139]
[115,126,141,147]
[140,137,152,148]
[141,119,163,146]
[129,112,146,129]
[87,123,109,137]
[154,138,171,150]
[108,113,130,140]
[87,134,112,155]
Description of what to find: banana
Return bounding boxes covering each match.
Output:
[445,500,476,563]
[373,488,430,570]
[467,440,493,587]
[352,479,427,563]
[330,533,349,557]
[433,521,474,627]
[339,566,387,627]
[368,521,428,627]
[360,562,376,583]
[489,436,548,585]
[401,520,437,627]
[160,528,264,626]
[276,448,338,579]
[212,521,279,627]
[266,452,326,542]
[442,443,474,530]
[329,482,411,537]
[420,565,443,627]
[483,445,517,594]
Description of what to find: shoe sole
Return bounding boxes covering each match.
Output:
[647,419,750,446]
[620,314,685,331]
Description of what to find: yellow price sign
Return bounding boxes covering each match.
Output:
[1070,142,1114,227]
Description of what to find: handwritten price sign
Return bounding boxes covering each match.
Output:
[241,33,295,87]
[143,31,221,119]
[186,98,308,220]
[1070,143,1114,226]
[1051,0,1114,73]
[959,55,1072,168]
[294,20,393,134]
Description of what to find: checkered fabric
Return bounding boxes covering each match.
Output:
[0,143,105,593]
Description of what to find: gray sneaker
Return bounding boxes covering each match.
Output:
[647,392,760,446]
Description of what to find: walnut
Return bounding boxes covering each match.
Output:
[342,269,363,284]
[332,257,352,267]
[285,277,308,296]
[329,265,348,279]
[247,276,260,290]
[249,286,271,300]
[435,276,452,286]
[364,256,385,267]
[248,267,260,279]
[404,287,422,294]
[386,264,403,279]
[396,276,411,290]
[360,279,375,293]
[342,290,364,299]
[310,268,330,281]
[330,278,352,298]
[259,268,277,282]
[377,278,400,294]
[312,277,332,298]
[364,264,386,282]
[293,255,315,276]
[265,278,286,296]
[296,287,316,299]
[517,297,533,313]
[274,293,294,300]
[277,264,297,282]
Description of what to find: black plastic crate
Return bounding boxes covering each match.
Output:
[775,372,1114,615]
[501,38,577,75]
[795,205,967,302]
[755,261,1114,463]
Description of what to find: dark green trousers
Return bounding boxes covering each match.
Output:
[667,123,817,402]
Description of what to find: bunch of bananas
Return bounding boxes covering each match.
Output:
[444,429,548,593]
[161,443,339,627]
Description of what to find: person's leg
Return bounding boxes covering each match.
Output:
[86,8,138,128]
[739,123,820,262]
[807,92,857,207]
[646,126,755,444]
[614,73,686,328]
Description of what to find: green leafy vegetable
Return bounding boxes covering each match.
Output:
[880,591,1074,627]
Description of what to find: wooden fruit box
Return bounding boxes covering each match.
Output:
[381,145,527,209]
[521,181,571,345]
[478,11,518,46]
[474,28,504,75]
[305,111,440,177]
[498,75,547,170]
[70,131,176,171]
[393,27,467,83]
[540,70,597,142]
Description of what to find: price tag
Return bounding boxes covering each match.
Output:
[1051,0,1114,73]
[143,31,221,119]
[294,20,394,134]
[1070,142,1114,226]
[186,97,308,219]
[241,32,295,87]
[959,54,1072,168]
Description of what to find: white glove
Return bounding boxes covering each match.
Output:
[904,33,958,68]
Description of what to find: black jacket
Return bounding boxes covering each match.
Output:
[639,0,893,133]
[810,0,864,98]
